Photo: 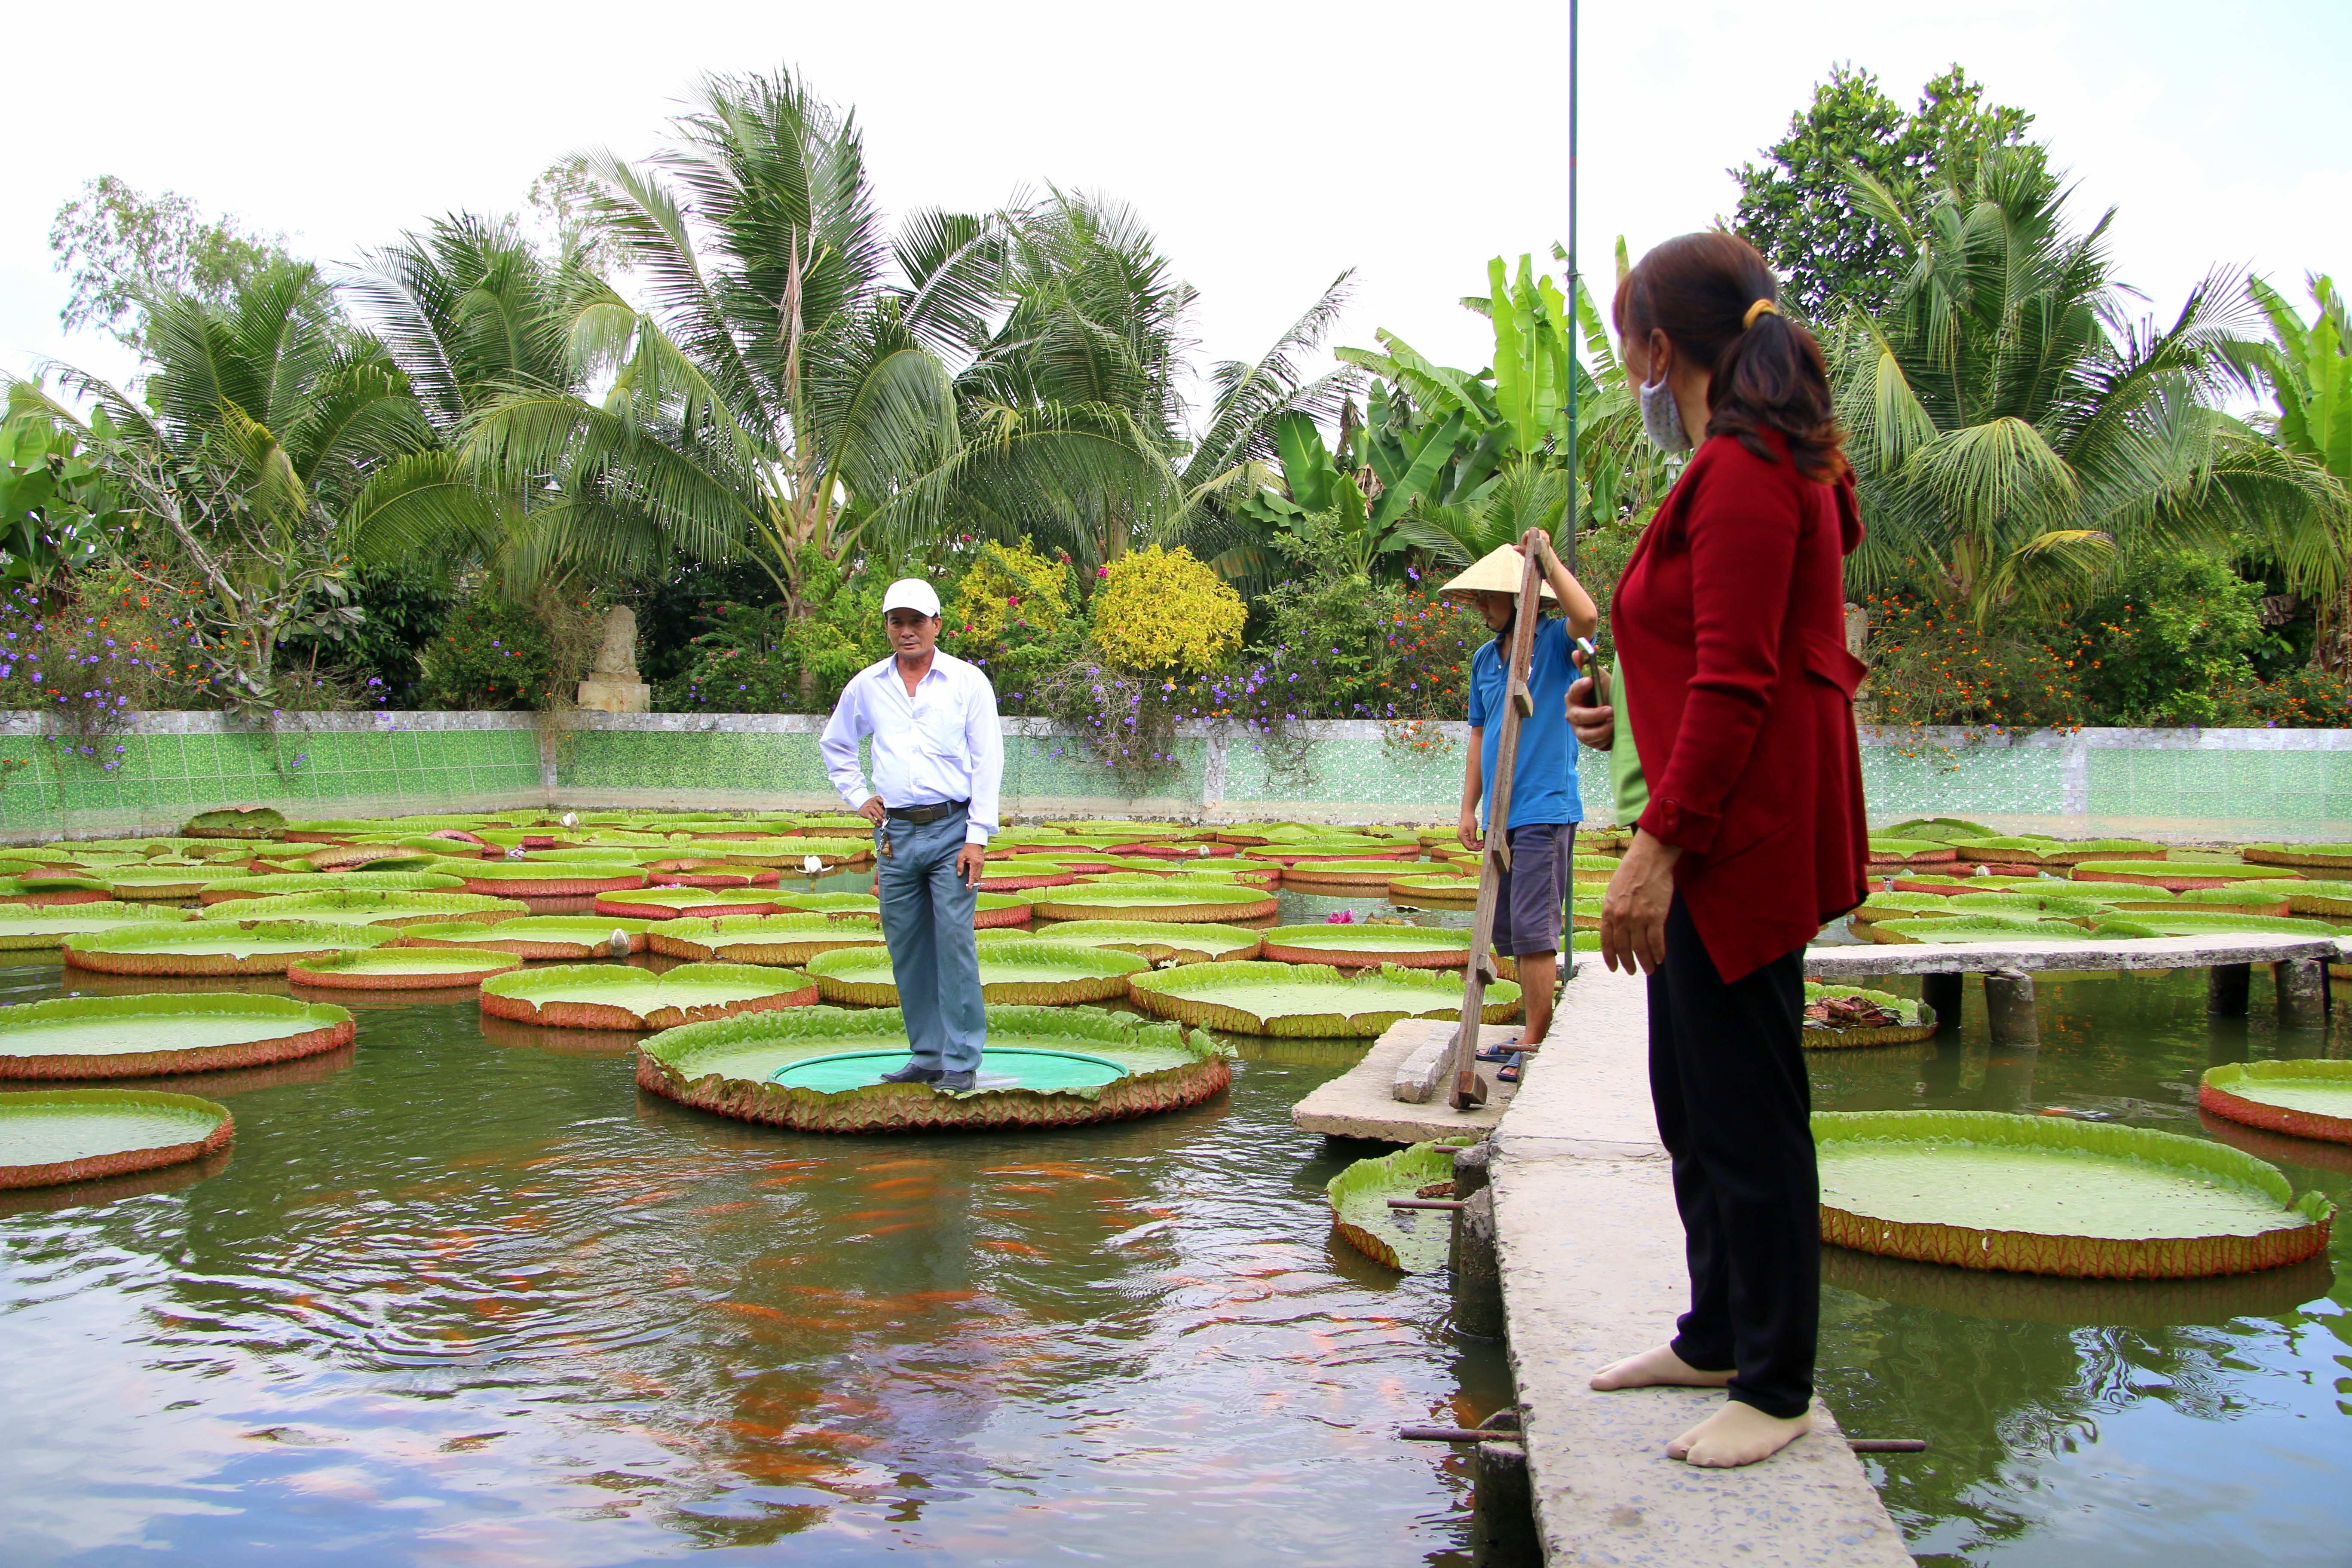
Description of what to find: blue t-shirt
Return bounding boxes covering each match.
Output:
[1465,615,1582,830]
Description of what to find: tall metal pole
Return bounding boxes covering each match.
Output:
[1562,0,1580,574]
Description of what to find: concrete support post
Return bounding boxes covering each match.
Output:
[1983,968,2040,1047]
[1921,971,1963,1034]
[1449,1141,1492,1276]
[1452,1186,1507,1341]
[2273,957,2330,1029]
[2208,963,2252,1017]
[1471,1438,1539,1565]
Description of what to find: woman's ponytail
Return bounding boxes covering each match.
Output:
[1613,233,1847,483]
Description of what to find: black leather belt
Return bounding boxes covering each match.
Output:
[885,800,968,824]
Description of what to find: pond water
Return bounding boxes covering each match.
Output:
[1,863,2344,1566]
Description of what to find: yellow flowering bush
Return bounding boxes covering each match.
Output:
[1089,545,1245,674]
[948,539,1072,648]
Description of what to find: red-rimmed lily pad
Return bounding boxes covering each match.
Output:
[2072,860,2304,892]
[2241,843,2352,872]
[1328,1141,1472,1271]
[395,916,655,959]
[0,901,198,951]
[197,870,469,905]
[289,946,522,990]
[1259,923,1473,968]
[1801,982,1938,1048]
[2199,1060,2352,1145]
[64,919,393,976]
[1279,859,1442,890]
[1815,1109,2333,1277]
[1386,874,1479,905]
[648,913,887,966]
[591,885,785,920]
[1127,960,1521,1037]
[0,994,354,1080]
[1024,884,1278,924]
[480,962,818,1030]
[201,889,532,928]
[0,1088,234,1189]
[977,919,1261,965]
[645,859,782,889]
[802,940,1148,1006]
[453,861,650,897]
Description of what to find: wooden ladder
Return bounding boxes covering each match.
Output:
[1444,545,1547,1110]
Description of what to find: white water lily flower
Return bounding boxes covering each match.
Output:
[803,855,824,875]
[560,812,579,830]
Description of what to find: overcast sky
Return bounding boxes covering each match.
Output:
[7,0,2346,418]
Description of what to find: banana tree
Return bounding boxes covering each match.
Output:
[2243,273,2352,665]
[1231,403,1465,578]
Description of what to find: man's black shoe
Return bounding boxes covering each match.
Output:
[931,1070,977,1093]
[879,1062,940,1085]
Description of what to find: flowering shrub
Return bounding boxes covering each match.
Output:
[1859,592,2089,729]
[416,596,557,710]
[2210,668,2352,728]
[0,573,201,765]
[654,601,878,713]
[1090,546,1244,674]
[948,540,1071,650]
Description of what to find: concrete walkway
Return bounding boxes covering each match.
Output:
[1804,931,2341,977]
[1491,962,1911,1567]
[1289,1018,1519,1143]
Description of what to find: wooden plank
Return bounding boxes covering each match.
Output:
[1441,541,1547,1110]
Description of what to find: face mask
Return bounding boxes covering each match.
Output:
[1639,374,1691,454]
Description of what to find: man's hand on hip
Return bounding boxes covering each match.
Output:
[857,796,886,826]
[956,844,988,888]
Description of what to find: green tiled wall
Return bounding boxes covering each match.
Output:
[1859,741,2067,817]
[2086,745,2352,827]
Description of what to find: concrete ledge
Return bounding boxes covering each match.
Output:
[1804,933,2343,977]
[1492,963,1909,1566]
[1288,1019,1517,1142]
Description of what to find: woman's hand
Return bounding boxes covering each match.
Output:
[1599,829,1681,975]
[1458,806,1484,853]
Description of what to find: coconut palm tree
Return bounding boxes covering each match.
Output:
[459,68,985,617]
[1834,147,2348,623]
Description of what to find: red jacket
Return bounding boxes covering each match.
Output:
[1613,432,1870,981]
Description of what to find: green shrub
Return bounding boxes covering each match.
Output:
[2071,550,2292,725]
[416,595,556,710]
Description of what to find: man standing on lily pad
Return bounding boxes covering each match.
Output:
[821,578,1004,1093]
[1446,530,1600,1065]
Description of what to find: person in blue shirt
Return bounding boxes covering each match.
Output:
[1446,528,1601,1057]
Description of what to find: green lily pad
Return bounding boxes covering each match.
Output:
[590,885,784,919]
[1814,1109,2334,1277]
[801,940,1148,1006]
[289,946,521,989]
[635,1005,1228,1132]
[1259,923,1474,968]
[2242,843,2352,871]
[647,913,887,966]
[1128,960,1521,1037]
[480,961,818,1029]
[64,919,394,975]
[0,901,198,951]
[0,1088,235,1189]
[197,870,469,905]
[766,891,882,916]
[976,920,1261,965]
[1327,1141,1472,1272]
[0,994,355,1079]
[1945,891,2104,920]
[181,806,288,839]
[2275,880,2352,918]
[395,916,655,959]
[2200,1060,2352,1145]
[1877,818,2000,844]
[453,861,651,895]
[1278,859,1443,887]
[2073,861,2304,891]
[1024,884,1279,923]
[201,890,532,927]
[1801,981,1937,1048]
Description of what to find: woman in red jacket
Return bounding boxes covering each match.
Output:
[1568,232,1870,1468]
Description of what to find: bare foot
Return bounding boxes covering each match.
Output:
[1589,1344,1733,1391]
[1666,1401,1812,1467]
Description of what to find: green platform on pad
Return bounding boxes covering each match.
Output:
[771,1047,1130,1093]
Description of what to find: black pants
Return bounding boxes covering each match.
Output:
[1647,891,1816,1418]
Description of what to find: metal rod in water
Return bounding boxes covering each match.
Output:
[1387,1198,1467,1211]
[1398,1427,1928,1453]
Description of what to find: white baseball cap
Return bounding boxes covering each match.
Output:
[880,578,941,618]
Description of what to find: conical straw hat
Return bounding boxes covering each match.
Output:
[1438,543,1557,602]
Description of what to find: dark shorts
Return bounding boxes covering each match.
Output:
[1491,821,1575,956]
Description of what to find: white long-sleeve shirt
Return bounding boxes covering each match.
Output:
[819,649,1004,846]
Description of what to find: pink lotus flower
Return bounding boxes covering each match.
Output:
[1323,910,1357,925]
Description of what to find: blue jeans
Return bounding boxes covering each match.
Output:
[876,807,986,1073]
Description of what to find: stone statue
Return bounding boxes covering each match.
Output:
[577,605,651,713]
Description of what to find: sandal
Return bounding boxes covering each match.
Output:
[1496,1051,1526,1084]
[1474,1036,1521,1063]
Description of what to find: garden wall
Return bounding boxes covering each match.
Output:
[2,710,2347,843]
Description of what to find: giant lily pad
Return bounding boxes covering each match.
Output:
[802,940,1148,1006]
[289,947,521,990]
[102,864,257,901]
[1024,884,1279,923]
[395,916,654,958]
[2107,886,2290,918]
[2073,860,2303,892]
[648,913,886,965]
[0,994,355,1079]
[0,901,197,951]
[705,836,871,870]
[1868,838,1960,866]
[975,864,1077,892]
[1877,818,2000,844]
[181,806,287,840]
[1279,859,1442,890]
[197,870,468,905]
[480,962,818,1030]
[1327,1141,1472,1272]
[453,861,650,897]
[591,885,784,920]
[977,919,1261,965]
[1945,891,2105,921]
[1127,961,1521,1037]
[636,1005,1228,1132]
[64,919,393,976]
[1956,837,2158,867]
[1387,874,1479,906]
[2199,1060,2352,1145]
[645,859,781,889]
[2241,842,2352,872]
[1259,923,1474,968]
[1814,1109,2333,1277]
[2275,879,2352,918]
[201,889,531,928]
[0,1088,235,1189]
[1801,982,1937,1048]
[1865,915,2156,945]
